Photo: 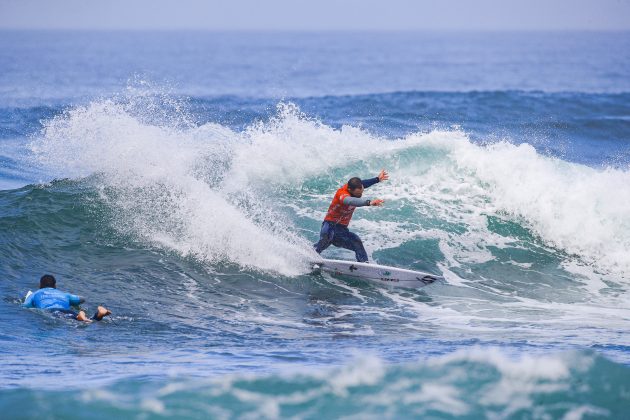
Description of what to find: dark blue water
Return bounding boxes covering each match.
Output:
[1,31,629,418]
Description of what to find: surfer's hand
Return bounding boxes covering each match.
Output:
[370,199,384,206]
[378,169,389,182]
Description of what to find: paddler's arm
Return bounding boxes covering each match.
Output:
[22,291,34,307]
[68,294,85,306]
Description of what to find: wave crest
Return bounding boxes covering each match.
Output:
[30,96,630,280]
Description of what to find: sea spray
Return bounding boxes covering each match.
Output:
[30,99,630,283]
[31,100,314,275]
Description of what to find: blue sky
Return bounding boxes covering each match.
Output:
[1,0,629,31]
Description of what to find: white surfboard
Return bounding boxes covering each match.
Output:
[313,259,441,288]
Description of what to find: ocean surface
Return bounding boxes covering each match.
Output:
[1,31,629,418]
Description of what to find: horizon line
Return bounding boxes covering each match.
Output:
[2,28,630,33]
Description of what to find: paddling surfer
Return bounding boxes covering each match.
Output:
[23,274,112,322]
[314,170,388,262]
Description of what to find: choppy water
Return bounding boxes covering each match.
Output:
[1,31,629,418]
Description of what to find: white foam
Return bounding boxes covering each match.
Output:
[31,100,315,276]
[563,405,610,420]
[30,98,630,290]
[443,138,630,278]
[327,355,385,396]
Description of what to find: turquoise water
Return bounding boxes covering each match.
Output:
[2,352,628,419]
[1,31,629,418]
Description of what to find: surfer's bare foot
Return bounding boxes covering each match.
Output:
[76,310,91,322]
[94,306,112,321]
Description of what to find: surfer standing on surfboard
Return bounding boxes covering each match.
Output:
[314,170,388,262]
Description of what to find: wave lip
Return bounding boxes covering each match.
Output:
[27,94,630,281]
[437,136,630,277]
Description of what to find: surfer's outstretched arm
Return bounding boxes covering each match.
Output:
[342,196,371,207]
[362,169,389,189]
[342,197,384,207]
[361,177,379,188]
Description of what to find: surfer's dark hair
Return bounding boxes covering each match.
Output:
[347,177,363,190]
[40,274,56,289]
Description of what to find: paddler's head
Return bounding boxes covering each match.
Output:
[39,274,56,289]
[347,177,364,198]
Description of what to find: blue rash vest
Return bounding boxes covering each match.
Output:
[23,288,82,311]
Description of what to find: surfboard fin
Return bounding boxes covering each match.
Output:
[418,275,437,285]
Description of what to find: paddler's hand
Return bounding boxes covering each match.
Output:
[378,169,389,182]
[370,199,384,206]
